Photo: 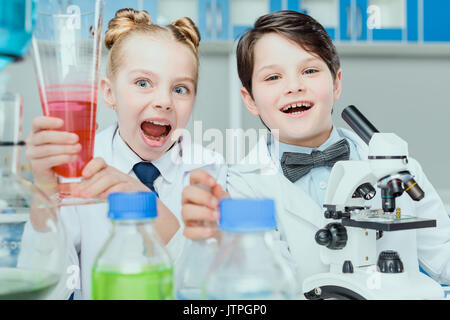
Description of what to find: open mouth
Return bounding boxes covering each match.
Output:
[280,101,313,115]
[141,119,172,142]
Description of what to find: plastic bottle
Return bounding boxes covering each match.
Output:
[175,183,220,300]
[175,235,219,300]
[92,192,173,300]
[204,198,296,300]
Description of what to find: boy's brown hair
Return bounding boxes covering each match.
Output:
[236,10,340,96]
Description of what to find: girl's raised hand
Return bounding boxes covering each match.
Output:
[25,116,81,196]
[72,157,149,199]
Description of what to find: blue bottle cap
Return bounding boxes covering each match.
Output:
[218,198,277,232]
[107,192,157,220]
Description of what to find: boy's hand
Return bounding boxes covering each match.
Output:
[181,169,229,240]
[25,116,81,196]
[72,158,149,199]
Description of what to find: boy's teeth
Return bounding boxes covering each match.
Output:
[281,102,312,114]
[282,102,311,112]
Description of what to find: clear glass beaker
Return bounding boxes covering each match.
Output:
[31,0,105,205]
[0,92,66,299]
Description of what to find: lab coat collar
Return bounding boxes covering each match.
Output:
[234,131,325,228]
[234,131,279,174]
[176,136,225,172]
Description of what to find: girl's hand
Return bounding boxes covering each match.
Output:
[74,158,180,245]
[181,169,229,240]
[25,116,81,196]
[72,157,149,199]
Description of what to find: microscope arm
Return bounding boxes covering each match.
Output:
[325,160,377,211]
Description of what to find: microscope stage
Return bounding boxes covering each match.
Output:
[341,213,436,231]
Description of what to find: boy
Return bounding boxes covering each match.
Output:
[181,11,450,294]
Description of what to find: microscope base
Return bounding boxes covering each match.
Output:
[303,269,444,300]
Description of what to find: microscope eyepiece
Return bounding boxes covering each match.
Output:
[342,105,379,145]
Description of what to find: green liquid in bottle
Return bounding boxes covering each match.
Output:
[92,265,173,300]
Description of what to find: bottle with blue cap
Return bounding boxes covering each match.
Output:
[91,192,173,300]
[175,228,219,300]
[175,185,220,300]
[204,199,297,299]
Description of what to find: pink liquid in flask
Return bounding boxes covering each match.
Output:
[41,87,97,178]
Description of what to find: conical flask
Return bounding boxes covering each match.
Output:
[0,92,67,299]
[31,0,105,205]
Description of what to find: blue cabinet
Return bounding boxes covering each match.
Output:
[367,0,403,41]
[337,0,449,43]
[423,0,450,42]
[99,0,450,43]
[198,0,229,40]
[338,0,417,42]
[230,0,308,40]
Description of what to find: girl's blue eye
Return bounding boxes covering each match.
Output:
[137,80,151,88]
[174,86,188,94]
[265,75,280,81]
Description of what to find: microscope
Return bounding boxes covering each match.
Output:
[302,105,444,300]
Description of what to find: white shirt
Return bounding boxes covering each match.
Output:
[59,124,226,300]
[273,126,360,207]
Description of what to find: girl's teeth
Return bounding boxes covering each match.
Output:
[149,120,167,126]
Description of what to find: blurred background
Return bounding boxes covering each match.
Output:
[3,0,450,211]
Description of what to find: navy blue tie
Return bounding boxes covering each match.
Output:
[132,162,160,197]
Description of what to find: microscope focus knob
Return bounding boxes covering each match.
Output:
[315,223,348,250]
[377,250,404,273]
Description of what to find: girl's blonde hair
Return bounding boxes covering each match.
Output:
[104,8,201,88]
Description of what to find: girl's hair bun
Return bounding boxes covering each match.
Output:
[171,17,201,50]
[105,8,152,50]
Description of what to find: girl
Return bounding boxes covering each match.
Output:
[26,9,226,299]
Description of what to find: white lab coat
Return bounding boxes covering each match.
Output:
[227,128,450,292]
[22,124,227,300]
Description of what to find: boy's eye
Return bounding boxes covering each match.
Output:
[304,69,318,75]
[174,86,189,95]
[136,80,151,88]
[265,75,280,81]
